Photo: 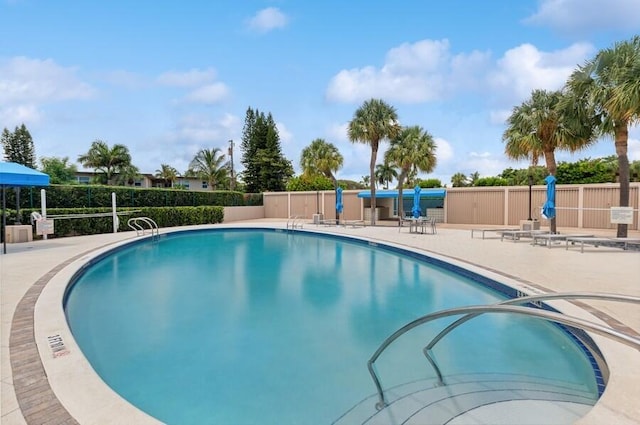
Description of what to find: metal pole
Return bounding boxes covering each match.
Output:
[112,192,118,233]
[528,175,533,221]
[41,189,47,240]
[2,186,6,254]
[228,140,235,191]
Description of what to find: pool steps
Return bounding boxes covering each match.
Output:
[333,374,595,424]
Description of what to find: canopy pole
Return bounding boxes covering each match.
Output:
[2,186,6,254]
[41,189,47,240]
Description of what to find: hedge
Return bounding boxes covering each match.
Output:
[1,206,224,239]
[1,185,259,209]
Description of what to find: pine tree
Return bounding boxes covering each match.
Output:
[240,107,293,192]
[1,124,36,167]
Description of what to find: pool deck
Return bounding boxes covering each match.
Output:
[1,221,639,425]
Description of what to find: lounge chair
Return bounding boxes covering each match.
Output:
[532,233,595,248]
[566,237,640,253]
[471,228,518,239]
[499,229,549,242]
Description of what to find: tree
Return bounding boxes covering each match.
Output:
[77,140,133,185]
[114,164,141,186]
[1,124,36,167]
[155,164,179,188]
[451,172,469,187]
[374,162,397,189]
[40,156,78,184]
[469,171,480,186]
[286,175,334,191]
[384,125,437,219]
[189,148,228,190]
[419,178,443,188]
[360,175,370,187]
[240,107,294,192]
[503,89,596,232]
[300,139,344,188]
[347,99,401,225]
[565,36,640,237]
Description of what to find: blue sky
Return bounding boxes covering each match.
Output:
[1,0,639,185]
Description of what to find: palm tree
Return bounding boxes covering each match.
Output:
[374,162,397,189]
[189,148,228,190]
[348,99,401,225]
[451,172,468,187]
[300,139,344,188]
[469,171,480,186]
[384,126,437,219]
[77,140,132,185]
[503,89,596,233]
[565,36,640,237]
[155,164,178,188]
[114,164,141,186]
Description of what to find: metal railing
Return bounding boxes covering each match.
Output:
[127,217,159,240]
[367,293,640,410]
[286,215,304,230]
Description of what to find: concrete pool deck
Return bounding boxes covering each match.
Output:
[1,221,639,424]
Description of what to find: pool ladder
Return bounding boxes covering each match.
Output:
[286,215,304,231]
[368,292,640,410]
[127,217,159,240]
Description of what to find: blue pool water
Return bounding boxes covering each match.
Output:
[64,229,598,424]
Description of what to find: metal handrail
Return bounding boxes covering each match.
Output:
[421,292,640,386]
[286,215,303,230]
[127,217,159,239]
[368,301,640,410]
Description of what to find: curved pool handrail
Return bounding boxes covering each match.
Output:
[426,292,640,352]
[367,302,640,410]
[127,217,159,239]
[422,292,640,387]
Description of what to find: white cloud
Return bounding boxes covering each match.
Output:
[524,0,640,33]
[247,7,288,33]
[434,137,454,162]
[184,83,229,104]
[157,68,218,87]
[326,122,349,143]
[276,121,293,144]
[629,138,640,161]
[488,43,594,101]
[0,57,95,125]
[326,39,491,103]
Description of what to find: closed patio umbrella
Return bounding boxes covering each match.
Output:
[411,185,422,218]
[541,175,556,229]
[335,187,343,223]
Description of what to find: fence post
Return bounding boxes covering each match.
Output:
[112,192,118,233]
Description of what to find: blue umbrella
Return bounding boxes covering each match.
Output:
[541,175,556,220]
[336,187,343,214]
[411,185,422,218]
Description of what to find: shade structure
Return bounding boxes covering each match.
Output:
[541,175,556,220]
[1,162,50,254]
[411,185,422,218]
[335,187,343,214]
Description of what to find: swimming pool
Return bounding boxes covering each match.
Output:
[64,228,599,424]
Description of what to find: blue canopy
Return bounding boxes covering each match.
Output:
[0,162,50,187]
[411,185,422,218]
[335,187,343,214]
[541,175,556,220]
[357,189,446,199]
[1,162,49,254]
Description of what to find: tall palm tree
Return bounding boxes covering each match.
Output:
[348,98,401,225]
[189,148,228,190]
[384,126,437,219]
[565,36,640,237]
[77,140,132,185]
[300,138,344,188]
[503,89,596,233]
[375,162,397,189]
[155,163,178,188]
